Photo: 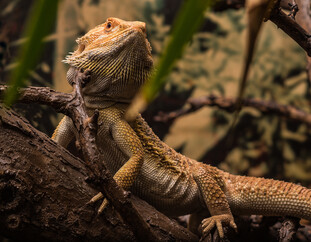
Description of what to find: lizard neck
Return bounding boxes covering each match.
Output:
[67,66,144,109]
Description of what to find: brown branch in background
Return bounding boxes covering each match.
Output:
[210,1,311,57]
[154,95,311,126]
[269,2,311,57]
[295,0,311,97]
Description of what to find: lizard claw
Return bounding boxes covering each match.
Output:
[201,214,237,238]
[89,192,103,203]
[88,192,110,214]
[79,68,91,87]
[98,199,109,214]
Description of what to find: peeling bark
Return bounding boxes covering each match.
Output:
[0,105,198,241]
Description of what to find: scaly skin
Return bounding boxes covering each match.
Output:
[52,18,311,238]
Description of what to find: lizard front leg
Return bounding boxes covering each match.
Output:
[91,115,144,213]
[52,116,75,147]
[192,165,237,238]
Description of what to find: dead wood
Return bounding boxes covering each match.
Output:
[0,105,198,241]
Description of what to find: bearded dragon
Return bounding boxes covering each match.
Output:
[52,17,311,238]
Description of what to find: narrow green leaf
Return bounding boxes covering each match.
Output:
[4,0,59,106]
[126,0,215,120]
[143,0,215,102]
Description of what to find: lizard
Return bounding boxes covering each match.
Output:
[52,17,311,238]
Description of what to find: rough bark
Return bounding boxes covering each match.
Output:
[0,105,198,242]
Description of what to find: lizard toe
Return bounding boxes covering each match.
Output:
[201,214,236,238]
[202,217,216,236]
[98,199,109,214]
[88,192,104,204]
[230,220,238,232]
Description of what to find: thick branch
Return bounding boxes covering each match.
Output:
[0,74,179,241]
[154,95,311,125]
[66,69,160,241]
[0,82,159,240]
[0,105,197,241]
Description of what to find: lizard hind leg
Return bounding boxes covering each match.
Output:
[192,164,237,238]
[201,214,237,238]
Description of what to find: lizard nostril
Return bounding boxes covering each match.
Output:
[140,23,146,34]
[133,22,146,34]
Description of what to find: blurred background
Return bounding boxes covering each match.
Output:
[0,0,310,186]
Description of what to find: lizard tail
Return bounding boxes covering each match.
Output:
[222,172,311,221]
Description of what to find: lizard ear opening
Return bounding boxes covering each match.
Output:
[77,44,85,54]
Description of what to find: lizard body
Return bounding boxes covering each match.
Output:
[52,18,311,238]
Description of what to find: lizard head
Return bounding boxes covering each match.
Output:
[63,17,153,107]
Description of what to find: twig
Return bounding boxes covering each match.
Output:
[0,85,73,115]
[288,1,299,20]
[154,95,311,126]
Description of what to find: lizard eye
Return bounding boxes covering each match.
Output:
[105,22,112,31]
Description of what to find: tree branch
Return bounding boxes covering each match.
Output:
[0,105,198,241]
[67,69,160,241]
[0,70,180,241]
[154,95,311,125]
[210,0,311,57]
[268,1,311,57]
[0,85,73,115]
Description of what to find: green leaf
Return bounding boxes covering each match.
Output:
[126,0,215,120]
[4,0,59,106]
[143,0,214,102]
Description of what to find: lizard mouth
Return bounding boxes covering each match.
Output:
[145,38,152,56]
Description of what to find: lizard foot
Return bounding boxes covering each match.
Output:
[89,192,109,214]
[201,214,237,238]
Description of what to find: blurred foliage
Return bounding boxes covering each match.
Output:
[143,1,311,184]
[4,0,58,105]
[0,0,58,135]
[1,0,311,185]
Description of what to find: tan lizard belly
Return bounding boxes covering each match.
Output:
[132,157,203,216]
[97,141,202,215]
